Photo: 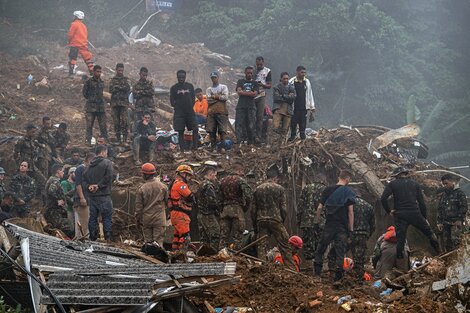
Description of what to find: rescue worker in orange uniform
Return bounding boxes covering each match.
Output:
[274,236,303,272]
[168,165,195,250]
[67,11,94,75]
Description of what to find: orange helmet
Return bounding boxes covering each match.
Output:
[363,272,373,281]
[288,236,303,249]
[343,257,354,271]
[141,163,156,175]
[176,164,194,175]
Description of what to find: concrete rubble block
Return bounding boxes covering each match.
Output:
[432,233,470,291]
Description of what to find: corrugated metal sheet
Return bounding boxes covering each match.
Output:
[4,222,237,307]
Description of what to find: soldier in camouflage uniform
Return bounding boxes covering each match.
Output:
[37,116,58,177]
[45,164,72,237]
[14,124,46,198]
[297,182,326,260]
[219,163,252,249]
[9,161,36,217]
[196,166,222,250]
[329,197,375,280]
[109,63,131,143]
[252,165,295,268]
[437,174,468,251]
[132,67,155,122]
[83,65,107,144]
[53,123,71,159]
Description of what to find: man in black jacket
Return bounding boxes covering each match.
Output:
[170,70,198,152]
[83,145,113,241]
[381,167,440,259]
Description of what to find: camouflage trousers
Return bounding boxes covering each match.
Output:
[219,204,245,249]
[328,233,369,279]
[301,226,322,260]
[44,206,73,238]
[197,213,220,251]
[85,112,108,143]
[442,222,464,252]
[257,219,294,269]
[111,106,128,142]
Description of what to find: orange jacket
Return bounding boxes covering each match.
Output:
[168,177,193,211]
[274,253,301,272]
[193,96,208,117]
[68,19,88,48]
[384,226,397,242]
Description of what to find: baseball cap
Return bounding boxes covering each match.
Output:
[210,71,219,78]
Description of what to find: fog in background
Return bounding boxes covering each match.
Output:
[1,0,469,186]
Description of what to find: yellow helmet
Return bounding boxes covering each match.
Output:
[176,164,194,175]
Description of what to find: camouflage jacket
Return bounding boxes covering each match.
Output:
[0,182,6,201]
[10,174,36,203]
[297,183,326,228]
[37,127,57,158]
[109,75,131,107]
[53,130,71,150]
[14,137,40,170]
[252,181,286,223]
[83,76,105,113]
[45,176,66,209]
[220,174,252,210]
[196,180,221,215]
[354,197,376,236]
[133,79,155,111]
[438,188,468,224]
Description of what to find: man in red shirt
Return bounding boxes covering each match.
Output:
[168,165,195,250]
[68,11,94,75]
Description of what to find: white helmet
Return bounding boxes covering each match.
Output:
[73,11,85,20]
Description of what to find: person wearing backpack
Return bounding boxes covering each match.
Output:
[313,169,356,282]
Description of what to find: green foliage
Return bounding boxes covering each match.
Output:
[0,297,25,313]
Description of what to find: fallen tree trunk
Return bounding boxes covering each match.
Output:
[155,107,173,120]
[338,152,385,199]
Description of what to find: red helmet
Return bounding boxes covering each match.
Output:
[288,236,303,249]
[141,163,156,175]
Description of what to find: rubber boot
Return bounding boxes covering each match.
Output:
[148,149,155,162]
[68,63,74,76]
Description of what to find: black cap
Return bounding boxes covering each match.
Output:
[210,71,219,78]
[391,166,409,177]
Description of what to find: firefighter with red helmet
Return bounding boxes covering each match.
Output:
[168,165,195,250]
[273,235,303,272]
[135,163,168,246]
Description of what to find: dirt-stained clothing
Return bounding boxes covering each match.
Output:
[68,19,93,72]
[83,76,107,141]
[14,137,46,197]
[37,126,56,177]
[169,177,193,250]
[10,174,37,217]
[297,183,325,259]
[438,187,468,251]
[219,174,252,248]
[109,75,131,141]
[53,130,71,158]
[252,181,293,268]
[133,79,155,121]
[45,176,72,236]
[196,180,221,250]
[135,178,168,245]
